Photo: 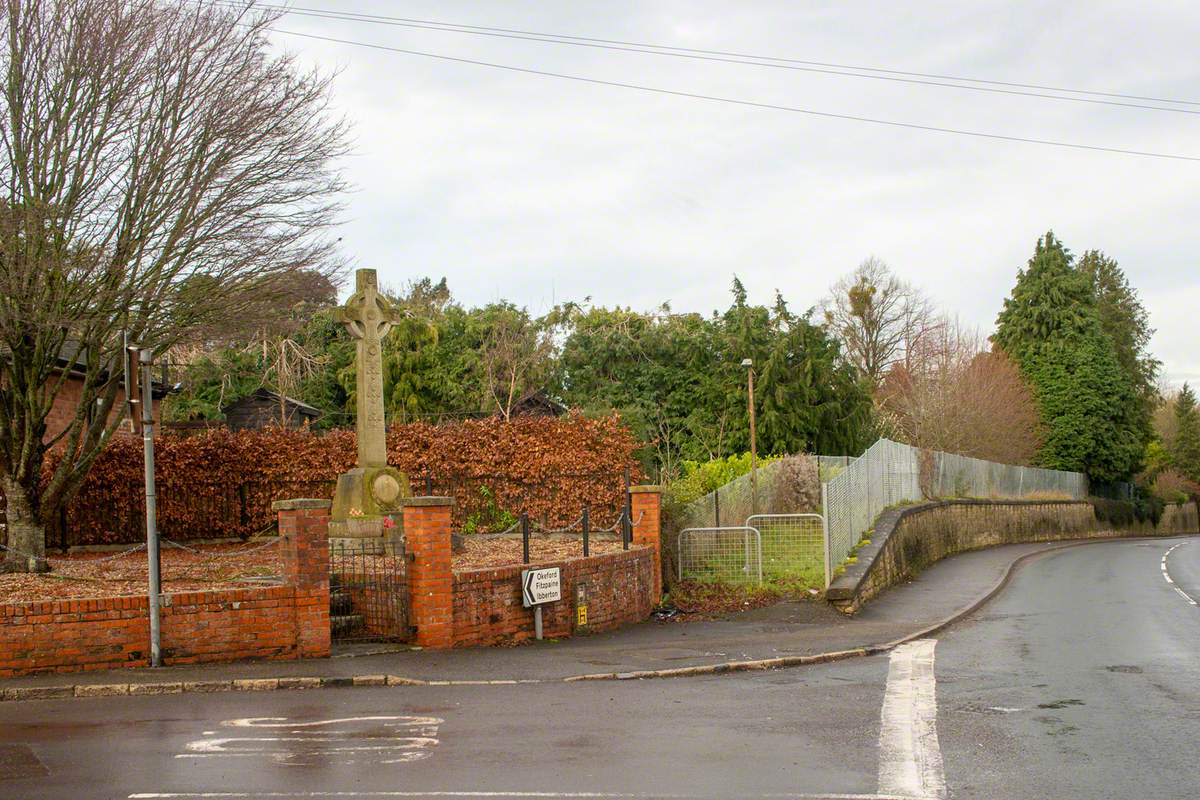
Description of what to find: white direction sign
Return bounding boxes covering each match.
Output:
[522,567,561,607]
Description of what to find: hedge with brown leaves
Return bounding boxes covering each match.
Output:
[45,414,642,546]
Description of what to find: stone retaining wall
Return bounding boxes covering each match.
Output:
[827,500,1199,613]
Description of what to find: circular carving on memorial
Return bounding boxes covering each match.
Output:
[372,473,402,505]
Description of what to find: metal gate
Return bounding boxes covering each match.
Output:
[745,513,830,589]
[677,526,762,584]
[328,539,411,642]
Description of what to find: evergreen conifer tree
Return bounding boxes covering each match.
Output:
[1171,383,1200,481]
[993,232,1142,481]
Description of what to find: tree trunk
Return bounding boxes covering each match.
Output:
[1,476,49,574]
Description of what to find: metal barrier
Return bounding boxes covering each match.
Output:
[745,513,830,589]
[329,538,411,642]
[677,526,762,585]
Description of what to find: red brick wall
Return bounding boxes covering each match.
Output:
[0,585,324,678]
[452,547,655,647]
[44,372,162,445]
[0,500,330,678]
[404,498,455,649]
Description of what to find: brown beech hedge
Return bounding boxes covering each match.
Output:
[43,414,642,547]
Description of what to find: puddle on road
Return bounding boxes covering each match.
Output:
[1037,699,1085,709]
[0,744,49,781]
[1034,715,1080,736]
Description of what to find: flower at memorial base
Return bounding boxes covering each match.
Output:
[348,507,364,518]
[383,516,396,529]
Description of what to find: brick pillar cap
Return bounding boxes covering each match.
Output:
[272,498,332,511]
[401,496,456,507]
[629,485,662,494]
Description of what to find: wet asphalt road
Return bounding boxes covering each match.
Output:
[0,536,1197,800]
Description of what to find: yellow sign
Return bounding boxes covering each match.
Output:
[577,605,588,627]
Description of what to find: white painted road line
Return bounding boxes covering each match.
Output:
[877,639,947,800]
[177,715,442,766]
[129,794,924,799]
[1161,542,1198,606]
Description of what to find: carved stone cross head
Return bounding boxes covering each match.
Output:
[335,269,403,341]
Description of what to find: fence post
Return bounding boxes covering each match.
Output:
[624,468,632,550]
[521,512,530,564]
[402,496,455,649]
[238,483,250,530]
[582,507,590,558]
[714,490,721,527]
[272,498,331,659]
[821,483,831,589]
[629,485,663,600]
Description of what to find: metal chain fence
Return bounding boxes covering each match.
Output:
[823,439,1088,570]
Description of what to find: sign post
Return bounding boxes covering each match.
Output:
[521,567,561,641]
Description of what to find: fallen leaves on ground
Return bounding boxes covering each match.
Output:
[453,536,628,570]
[1,536,639,603]
[662,579,811,620]
[0,541,282,604]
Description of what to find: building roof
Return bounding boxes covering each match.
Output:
[222,388,321,417]
[0,339,172,398]
[508,389,569,418]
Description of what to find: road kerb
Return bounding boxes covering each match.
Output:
[564,648,873,682]
[4,535,1192,703]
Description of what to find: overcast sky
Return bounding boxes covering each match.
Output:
[263,1,1199,385]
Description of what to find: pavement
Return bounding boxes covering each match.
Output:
[1,536,1166,698]
[1,535,1196,799]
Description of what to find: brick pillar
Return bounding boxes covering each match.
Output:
[273,498,331,659]
[403,496,455,649]
[630,485,663,600]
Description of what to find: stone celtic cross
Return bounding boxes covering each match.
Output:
[335,268,402,468]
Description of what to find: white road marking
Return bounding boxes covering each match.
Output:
[1161,542,1198,606]
[877,639,947,800]
[178,715,442,766]
[129,794,924,799]
[225,716,443,729]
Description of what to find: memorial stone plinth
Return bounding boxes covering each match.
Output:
[328,268,411,546]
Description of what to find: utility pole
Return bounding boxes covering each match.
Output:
[131,345,162,667]
[742,358,758,514]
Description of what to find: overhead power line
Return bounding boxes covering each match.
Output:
[216,0,1200,112]
[264,26,1200,163]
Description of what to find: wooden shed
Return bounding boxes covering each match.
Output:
[222,388,320,431]
[507,389,569,418]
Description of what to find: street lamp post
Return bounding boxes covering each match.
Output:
[741,358,758,515]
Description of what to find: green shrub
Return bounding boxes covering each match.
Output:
[1091,490,1164,528]
[1091,497,1135,527]
[667,452,781,506]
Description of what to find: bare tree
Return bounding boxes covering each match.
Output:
[0,0,348,571]
[480,309,554,421]
[876,322,1042,465]
[822,257,939,386]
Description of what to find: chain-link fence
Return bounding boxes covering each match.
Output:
[677,526,763,584]
[670,456,826,533]
[814,455,857,482]
[668,456,838,589]
[823,439,1088,570]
